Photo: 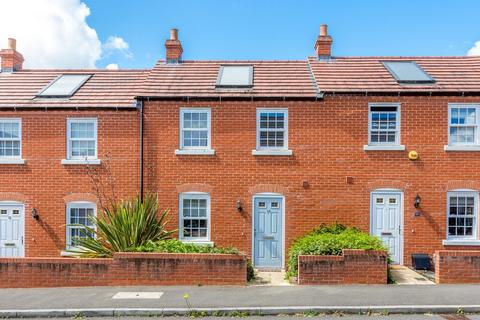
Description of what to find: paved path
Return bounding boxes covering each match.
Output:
[0,285,479,317]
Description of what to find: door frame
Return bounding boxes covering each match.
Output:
[0,201,25,258]
[251,193,285,269]
[369,189,404,265]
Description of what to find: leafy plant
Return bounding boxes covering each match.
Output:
[246,259,256,282]
[70,194,174,257]
[135,238,240,254]
[286,224,386,278]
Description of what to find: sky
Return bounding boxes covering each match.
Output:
[0,0,479,70]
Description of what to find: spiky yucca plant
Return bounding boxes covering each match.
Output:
[69,194,174,257]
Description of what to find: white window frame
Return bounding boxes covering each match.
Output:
[177,108,213,155]
[446,190,478,241]
[179,192,211,243]
[0,118,23,162]
[445,104,480,151]
[66,118,98,160]
[254,108,291,155]
[65,201,97,250]
[367,103,401,146]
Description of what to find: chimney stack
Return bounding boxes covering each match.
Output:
[0,38,24,72]
[314,24,333,59]
[165,28,183,64]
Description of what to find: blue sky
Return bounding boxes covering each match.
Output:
[83,0,480,69]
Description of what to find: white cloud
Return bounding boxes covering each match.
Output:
[102,36,132,59]
[467,41,480,56]
[105,63,119,70]
[0,0,132,69]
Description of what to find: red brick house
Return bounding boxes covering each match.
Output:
[1,26,480,269]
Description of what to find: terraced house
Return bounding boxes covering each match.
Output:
[1,26,480,269]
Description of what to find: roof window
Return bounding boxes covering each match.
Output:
[37,74,91,97]
[216,65,253,88]
[382,61,434,84]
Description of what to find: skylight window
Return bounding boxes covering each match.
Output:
[382,61,434,84]
[37,74,92,97]
[216,65,253,88]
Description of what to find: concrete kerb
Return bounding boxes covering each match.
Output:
[1,305,480,317]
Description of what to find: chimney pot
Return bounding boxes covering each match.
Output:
[165,28,183,64]
[314,24,333,59]
[170,29,178,41]
[1,38,24,72]
[320,24,328,37]
[8,38,16,50]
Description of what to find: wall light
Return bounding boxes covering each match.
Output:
[414,194,421,208]
[31,208,39,220]
[236,199,243,212]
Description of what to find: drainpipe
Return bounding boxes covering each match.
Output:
[139,100,144,201]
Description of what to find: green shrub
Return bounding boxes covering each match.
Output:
[246,259,255,282]
[70,194,174,257]
[135,238,240,255]
[286,224,386,278]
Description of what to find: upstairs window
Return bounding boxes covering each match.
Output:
[180,108,211,149]
[0,119,21,158]
[447,191,478,240]
[368,104,400,145]
[216,65,253,88]
[448,105,480,146]
[256,109,288,150]
[66,202,96,249]
[37,74,91,98]
[67,118,98,160]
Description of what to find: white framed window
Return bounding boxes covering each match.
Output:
[368,104,400,145]
[179,193,210,242]
[0,118,21,159]
[67,118,98,160]
[179,108,211,151]
[66,202,96,249]
[256,108,288,150]
[448,105,480,146]
[447,191,478,240]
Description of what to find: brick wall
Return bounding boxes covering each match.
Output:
[0,109,140,256]
[297,249,388,285]
[434,250,480,284]
[0,252,247,288]
[143,95,480,267]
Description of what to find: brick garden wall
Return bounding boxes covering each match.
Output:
[297,249,388,285]
[0,252,247,288]
[434,250,480,284]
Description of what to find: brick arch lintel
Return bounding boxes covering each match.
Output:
[367,180,408,192]
[248,184,287,196]
[176,183,213,194]
[0,192,29,203]
[445,180,480,192]
[63,193,99,204]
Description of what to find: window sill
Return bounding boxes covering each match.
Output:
[175,149,216,156]
[0,158,26,164]
[252,149,293,156]
[363,145,406,151]
[180,240,214,246]
[444,145,480,152]
[61,159,101,165]
[442,239,480,246]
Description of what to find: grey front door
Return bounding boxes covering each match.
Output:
[253,197,283,268]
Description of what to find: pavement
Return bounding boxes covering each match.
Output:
[1,285,480,317]
[23,316,480,320]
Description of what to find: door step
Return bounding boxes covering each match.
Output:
[252,270,292,286]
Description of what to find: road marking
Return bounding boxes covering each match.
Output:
[111,292,163,299]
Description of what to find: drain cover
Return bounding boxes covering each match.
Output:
[112,292,163,299]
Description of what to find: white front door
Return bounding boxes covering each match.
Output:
[371,192,402,264]
[0,204,24,257]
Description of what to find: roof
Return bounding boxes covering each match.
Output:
[0,69,148,108]
[308,56,480,93]
[139,60,319,98]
